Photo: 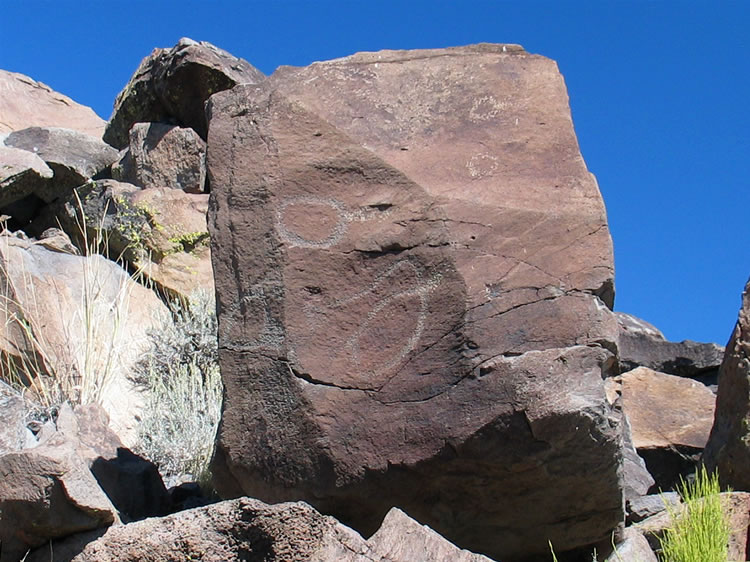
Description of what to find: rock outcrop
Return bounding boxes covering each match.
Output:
[704,278,750,489]
[104,38,265,149]
[616,311,724,382]
[37,498,492,562]
[610,366,716,491]
[112,122,207,193]
[0,70,106,137]
[208,45,622,561]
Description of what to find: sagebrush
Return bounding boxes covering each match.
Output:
[133,289,222,487]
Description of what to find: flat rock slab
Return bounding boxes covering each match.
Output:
[704,278,750,489]
[208,45,622,561]
[613,366,715,490]
[0,70,105,138]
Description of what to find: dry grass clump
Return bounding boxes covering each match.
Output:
[133,289,222,487]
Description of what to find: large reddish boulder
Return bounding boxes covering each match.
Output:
[0,70,105,138]
[207,45,622,561]
[704,278,750,489]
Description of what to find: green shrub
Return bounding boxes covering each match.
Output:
[659,466,730,562]
[133,289,222,487]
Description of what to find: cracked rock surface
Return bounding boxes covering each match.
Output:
[207,44,623,561]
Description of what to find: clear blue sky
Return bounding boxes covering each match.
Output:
[2,0,747,345]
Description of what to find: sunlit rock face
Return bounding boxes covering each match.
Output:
[207,44,622,561]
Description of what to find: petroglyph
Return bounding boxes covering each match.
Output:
[469,95,510,122]
[276,195,392,249]
[466,153,499,179]
[301,258,442,381]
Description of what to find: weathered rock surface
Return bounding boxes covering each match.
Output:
[0,144,54,208]
[704,278,750,489]
[0,232,167,444]
[104,37,265,149]
[605,527,657,562]
[617,311,724,381]
[0,70,106,137]
[0,379,33,455]
[612,366,715,491]
[53,179,213,297]
[36,498,492,562]
[208,45,622,561]
[112,122,207,193]
[0,430,118,562]
[4,127,118,195]
[626,492,680,524]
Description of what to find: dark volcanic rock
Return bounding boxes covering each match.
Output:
[104,37,265,149]
[0,145,53,208]
[207,45,622,561]
[616,311,724,381]
[2,127,118,210]
[704,278,750,489]
[112,122,207,193]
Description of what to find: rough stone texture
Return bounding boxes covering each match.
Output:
[614,367,716,491]
[0,144,54,208]
[636,492,750,561]
[605,527,657,562]
[208,45,622,561]
[0,70,106,137]
[617,311,724,381]
[0,232,167,445]
[0,431,118,562]
[704,278,750,489]
[2,127,118,210]
[53,179,213,298]
[0,379,32,455]
[53,403,172,522]
[104,37,265,149]
[112,122,207,193]
[626,492,680,524]
[34,498,492,562]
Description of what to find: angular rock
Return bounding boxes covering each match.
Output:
[53,403,172,522]
[0,232,167,445]
[0,70,106,137]
[208,45,622,561]
[104,37,265,149]
[53,180,213,298]
[0,144,53,208]
[2,127,118,211]
[605,527,657,562]
[626,492,680,524]
[35,498,492,562]
[0,431,118,562]
[704,278,750,489]
[0,379,32,455]
[617,311,724,381]
[613,367,715,491]
[112,122,206,193]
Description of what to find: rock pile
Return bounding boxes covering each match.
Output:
[0,36,745,562]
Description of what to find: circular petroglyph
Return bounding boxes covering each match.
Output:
[276,196,348,248]
[469,95,510,122]
[466,153,499,179]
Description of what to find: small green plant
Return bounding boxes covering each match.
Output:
[133,289,222,488]
[658,466,730,562]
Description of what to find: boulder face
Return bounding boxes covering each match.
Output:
[704,278,750,489]
[0,70,106,137]
[104,37,265,149]
[208,45,622,561]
